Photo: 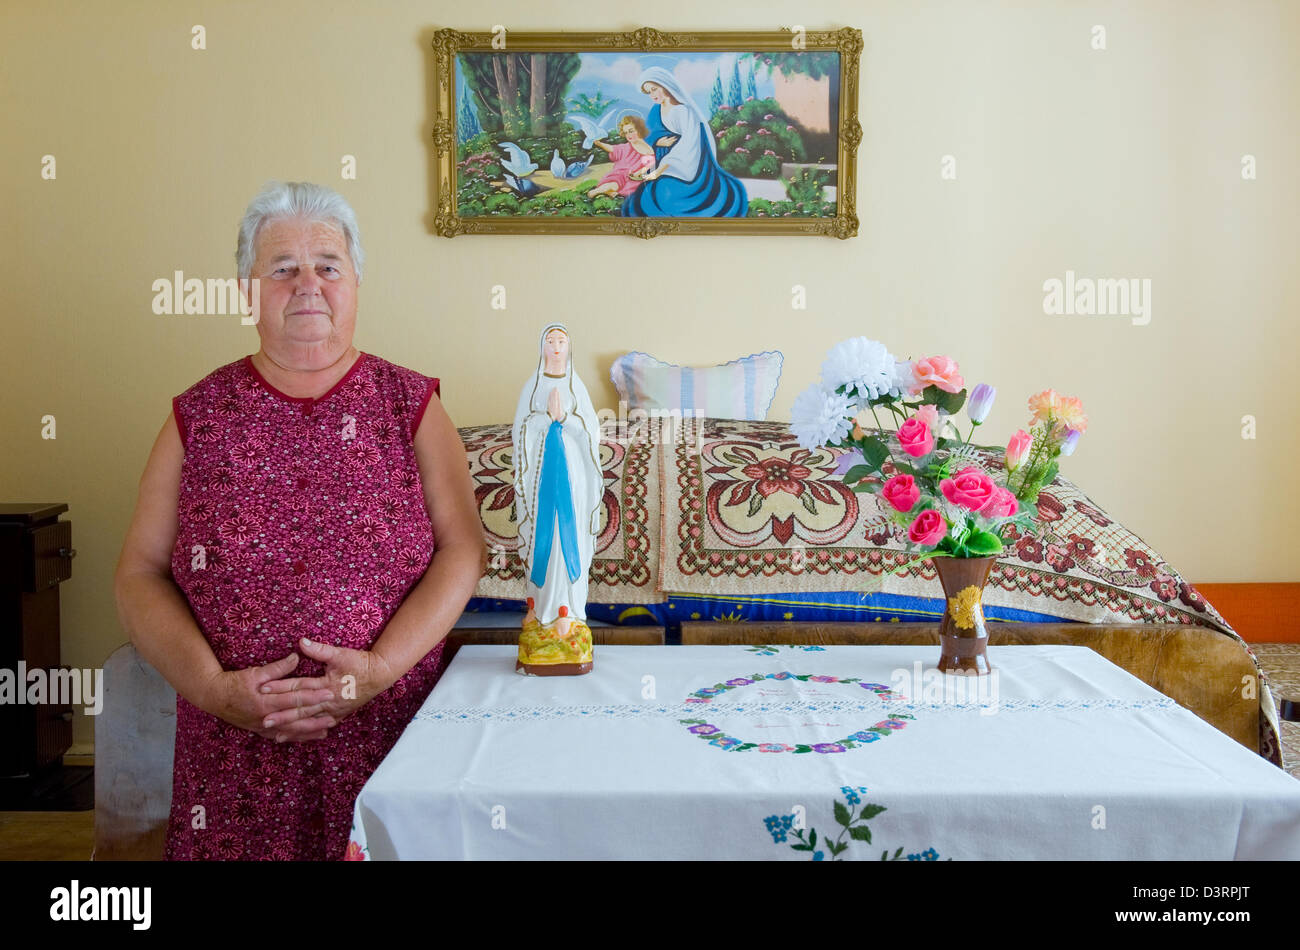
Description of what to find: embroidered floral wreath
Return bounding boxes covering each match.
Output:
[679,673,913,753]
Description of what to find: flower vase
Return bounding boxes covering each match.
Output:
[934,555,997,675]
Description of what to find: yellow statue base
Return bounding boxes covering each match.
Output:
[516,615,594,676]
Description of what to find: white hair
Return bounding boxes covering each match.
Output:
[235,181,365,282]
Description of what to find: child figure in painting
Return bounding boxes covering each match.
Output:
[512,323,604,675]
[588,116,657,199]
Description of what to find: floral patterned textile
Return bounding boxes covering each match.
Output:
[165,353,448,860]
[659,418,1234,632]
[466,415,1233,631]
[463,421,664,604]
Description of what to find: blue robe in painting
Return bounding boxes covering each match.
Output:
[622,104,748,218]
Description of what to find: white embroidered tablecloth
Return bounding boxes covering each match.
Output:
[346,644,1300,860]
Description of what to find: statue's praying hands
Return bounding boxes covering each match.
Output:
[547,386,566,423]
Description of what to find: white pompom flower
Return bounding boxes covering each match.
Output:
[820,337,904,402]
[790,383,856,449]
[892,360,916,397]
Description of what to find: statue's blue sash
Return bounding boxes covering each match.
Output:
[530,419,582,586]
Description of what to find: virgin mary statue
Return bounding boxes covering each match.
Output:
[622,65,748,218]
[511,323,603,675]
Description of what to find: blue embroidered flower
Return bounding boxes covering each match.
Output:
[813,851,825,861]
[849,731,882,743]
[709,735,742,750]
[840,785,861,805]
[920,848,939,861]
[764,814,791,843]
[802,646,826,652]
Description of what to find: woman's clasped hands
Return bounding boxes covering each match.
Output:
[203,638,397,743]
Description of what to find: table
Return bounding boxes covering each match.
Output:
[347,645,1300,860]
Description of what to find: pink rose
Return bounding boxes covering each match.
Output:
[897,417,934,457]
[908,508,946,545]
[980,486,1019,519]
[940,466,997,512]
[1005,429,1032,470]
[881,474,920,513]
[911,356,965,394]
[912,404,940,431]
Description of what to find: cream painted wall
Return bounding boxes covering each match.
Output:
[2,1,1297,748]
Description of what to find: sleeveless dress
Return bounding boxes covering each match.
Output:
[165,352,446,861]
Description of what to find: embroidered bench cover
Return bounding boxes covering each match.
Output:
[466,417,1228,629]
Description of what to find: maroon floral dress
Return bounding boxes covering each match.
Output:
[165,352,447,860]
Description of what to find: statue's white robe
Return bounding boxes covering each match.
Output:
[512,372,602,624]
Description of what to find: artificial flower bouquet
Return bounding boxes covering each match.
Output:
[791,337,1088,572]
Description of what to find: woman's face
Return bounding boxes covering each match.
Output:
[249,216,357,360]
[643,82,665,104]
[544,329,568,370]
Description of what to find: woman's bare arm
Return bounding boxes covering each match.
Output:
[367,388,489,682]
[114,414,336,739]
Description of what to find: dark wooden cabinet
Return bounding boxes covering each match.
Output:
[0,503,76,777]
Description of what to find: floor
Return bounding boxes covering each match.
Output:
[1,646,1299,861]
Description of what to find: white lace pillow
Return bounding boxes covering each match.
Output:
[609,350,783,420]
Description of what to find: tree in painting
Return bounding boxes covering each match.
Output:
[459,52,583,137]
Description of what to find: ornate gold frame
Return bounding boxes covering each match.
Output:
[431,27,862,238]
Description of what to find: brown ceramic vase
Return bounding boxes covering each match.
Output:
[934,555,996,675]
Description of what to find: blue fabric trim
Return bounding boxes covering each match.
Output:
[466,591,1075,628]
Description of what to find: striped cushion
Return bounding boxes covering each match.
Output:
[609,351,783,420]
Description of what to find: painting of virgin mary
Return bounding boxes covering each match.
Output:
[444,38,853,233]
[620,66,749,218]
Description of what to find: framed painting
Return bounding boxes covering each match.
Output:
[431,27,862,238]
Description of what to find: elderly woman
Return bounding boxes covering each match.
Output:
[113,181,487,860]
